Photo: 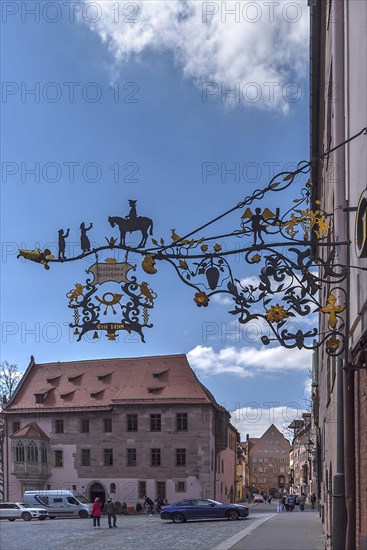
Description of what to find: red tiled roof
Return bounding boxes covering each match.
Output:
[11,421,50,439]
[5,355,221,412]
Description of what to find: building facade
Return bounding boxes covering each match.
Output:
[310,1,367,548]
[288,413,316,499]
[246,425,290,498]
[3,354,239,505]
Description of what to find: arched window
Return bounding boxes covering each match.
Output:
[16,440,25,462]
[41,442,48,463]
[110,483,116,494]
[27,441,38,462]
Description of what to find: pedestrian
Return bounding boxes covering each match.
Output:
[311,493,317,510]
[155,496,164,512]
[282,494,286,510]
[286,494,295,511]
[277,494,283,513]
[92,497,102,528]
[300,493,306,511]
[143,495,154,514]
[103,497,117,528]
[135,502,143,514]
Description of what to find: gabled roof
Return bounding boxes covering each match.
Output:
[11,421,50,439]
[4,354,226,413]
[251,424,291,449]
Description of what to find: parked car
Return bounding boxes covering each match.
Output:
[23,490,92,519]
[252,495,265,503]
[0,502,49,521]
[160,498,249,523]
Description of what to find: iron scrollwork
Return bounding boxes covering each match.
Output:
[17,128,367,352]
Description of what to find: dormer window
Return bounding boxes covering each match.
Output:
[46,375,61,384]
[35,394,45,404]
[97,372,113,381]
[60,390,76,400]
[152,368,170,378]
[147,387,164,394]
[68,373,84,382]
[90,389,104,398]
[34,388,52,404]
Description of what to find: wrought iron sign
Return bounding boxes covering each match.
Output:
[17,128,367,353]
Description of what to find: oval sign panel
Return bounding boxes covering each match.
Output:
[355,189,367,258]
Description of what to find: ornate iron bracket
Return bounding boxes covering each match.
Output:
[17,128,367,353]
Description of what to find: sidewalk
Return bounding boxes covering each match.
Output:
[228,509,325,550]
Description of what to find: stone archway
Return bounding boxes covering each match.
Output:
[88,481,106,506]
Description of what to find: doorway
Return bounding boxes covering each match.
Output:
[89,482,106,505]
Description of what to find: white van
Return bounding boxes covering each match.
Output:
[23,490,92,519]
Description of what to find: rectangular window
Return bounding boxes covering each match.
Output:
[156,481,166,499]
[264,458,269,463]
[176,481,186,492]
[253,467,257,472]
[12,421,20,434]
[127,448,137,466]
[54,450,63,467]
[176,413,188,431]
[151,448,161,466]
[81,449,90,466]
[258,467,263,472]
[252,457,257,463]
[104,418,112,433]
[176,448,186,466]
[258,457,263,463]
[104,448,113,466]
[138,481,146,499]
[127,414,138,432]
[81,419,89,433]
[72,485,77,491]
[55,419,64,434]
[150,414,161,432]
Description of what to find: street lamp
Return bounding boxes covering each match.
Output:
[304,439,315,494]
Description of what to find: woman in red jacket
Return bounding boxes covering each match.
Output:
[91,497,102,528]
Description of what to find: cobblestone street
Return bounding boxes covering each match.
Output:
[0,505,325,550]
[0,512,267,550]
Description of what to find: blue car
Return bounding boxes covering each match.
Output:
[160,498,249,523]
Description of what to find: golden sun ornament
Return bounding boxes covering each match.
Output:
[266,304,288,323]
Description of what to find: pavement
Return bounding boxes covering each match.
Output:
[0,503,326,550]
[226,506,325,550]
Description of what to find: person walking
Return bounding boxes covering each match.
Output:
[286,494,295,511]
[300,493,306,511]
[277,494,283,513]
[103,497,117,528]
[92,497,102,528]
[143,495,154,514]
[310,493,317,510]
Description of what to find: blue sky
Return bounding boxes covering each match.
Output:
[1,1,311,437]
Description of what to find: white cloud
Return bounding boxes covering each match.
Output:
[187,344,312,377]
[230,404,305,439]
[82,0,309,112]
